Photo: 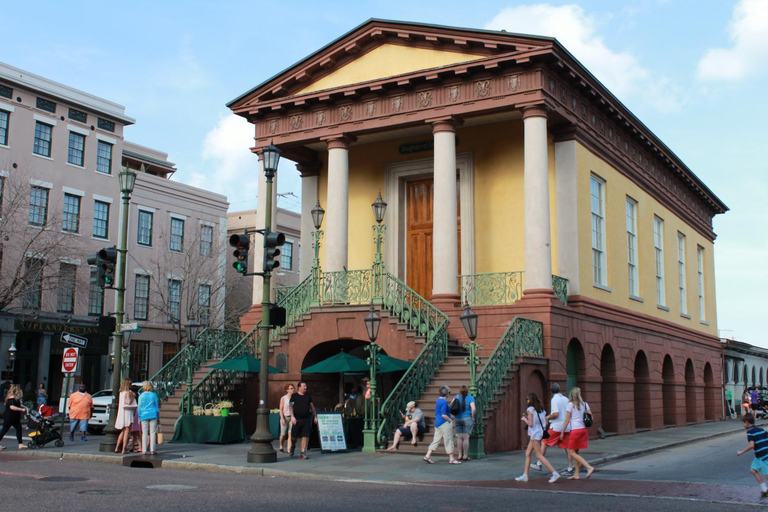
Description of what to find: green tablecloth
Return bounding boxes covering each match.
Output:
[171,414,246,444]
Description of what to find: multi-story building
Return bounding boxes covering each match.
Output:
[225,19,729,453]
[724,339,768,419]
[0,62,228,405]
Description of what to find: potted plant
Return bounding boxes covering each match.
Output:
[218,400,233,417]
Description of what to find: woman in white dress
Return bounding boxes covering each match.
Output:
[115,378,136,454]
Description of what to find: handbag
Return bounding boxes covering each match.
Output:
[536,409,550,439]
[450,396,461,416]
[583,402,593,428]
[156,424,164,445]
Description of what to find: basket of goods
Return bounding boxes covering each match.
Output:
[212,403,222,417]
[204,403,215,416]
[218,400,233,417]
[193,405,204,416]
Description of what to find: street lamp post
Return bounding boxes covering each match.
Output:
[6,341,16,371]
[363,307,382,452]
[460,304,485,459]
[184,319,202,415]
[100,165,137,453]
[371,191,387,303]
[310,200,324,305]
[247,144,280,464]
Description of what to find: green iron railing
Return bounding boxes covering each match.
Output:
[474,317,543,436]
[376,272,450,447]
[459,271,569,306]
[552,275,569,305]
[322,269,373,305]
[275,285,297,304]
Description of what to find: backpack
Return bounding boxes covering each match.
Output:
[450,396,461,415]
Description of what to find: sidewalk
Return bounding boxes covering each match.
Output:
[2,418,755,484]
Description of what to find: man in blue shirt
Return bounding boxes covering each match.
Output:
[737,413,768,499]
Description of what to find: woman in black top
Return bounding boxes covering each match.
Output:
[0,384,28,450]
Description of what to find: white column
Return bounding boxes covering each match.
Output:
[555,137,580,295]
[38,333,52,387]
[250,152,278,305]
[431,120,459,297]
[325,137,351,272]
[298,162,320,280]
[523,106,553,293]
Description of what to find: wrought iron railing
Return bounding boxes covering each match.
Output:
[322,269,373,305]
[474,317,543,436]
[552,275,569,305]
[459,271,524,306]
[376,272,450,447]
[275,285,297,304]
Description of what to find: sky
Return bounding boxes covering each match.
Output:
[3,0,767,346]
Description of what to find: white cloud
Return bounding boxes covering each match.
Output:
[697,0,768,82]
[485,4,683,112]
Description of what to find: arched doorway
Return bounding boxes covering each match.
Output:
[704,363,716,421]
[634,351,651,430]
[600,344,618,433]
[566,339,586,395]
[753,366,757,387]
[662,355,677,426]
[744,365,749,386]
[685,359,696,424]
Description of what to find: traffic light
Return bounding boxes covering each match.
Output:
[229,234,250,275]
[263,230,285,273]
[98,247,117,288]
[270,305,286,327]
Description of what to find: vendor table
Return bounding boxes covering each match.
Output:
[171,415,246,444]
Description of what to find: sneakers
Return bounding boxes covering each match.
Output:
[761,489,768,500]
[562,467,574,476]
[289,449,295,458]
[515,474,529,482]
[548,471,561,483]
[69,435,74,442]
[81,436,87,442]
[299,453,308,460]
[530,462,542,471]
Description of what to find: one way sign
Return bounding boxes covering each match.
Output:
[61,332,88,349]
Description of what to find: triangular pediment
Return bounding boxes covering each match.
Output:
[228,19,554,110]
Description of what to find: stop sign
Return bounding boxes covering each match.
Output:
[62,347,79,373]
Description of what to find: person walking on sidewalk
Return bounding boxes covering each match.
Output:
[290,381,317,459]
[752,388,760,412]
[737,413,768,499]
[68,384,93,442]
[559,387,595,480]
[138,381,160,455]
[0,384,28,451]
[279,383,295,454]
[454,386,476,461]
[534,383,574,475]
[423,386,461,465]
[516,392,560,483]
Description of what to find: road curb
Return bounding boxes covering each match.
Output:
[18,449,124,465]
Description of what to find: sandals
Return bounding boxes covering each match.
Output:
[0,446,6,451]
[449,460,462,465]
[423,457,435,464]
[586,468,596,479]
[411,442,418,447]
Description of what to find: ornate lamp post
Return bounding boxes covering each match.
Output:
[184,319,202,415]
[247,143,280,464]
[371,191,387,303]
[310,200,324,305]
[99,165,136,453]
[460,304,484,459]
[6,341,16,370]
[362,306,382,452]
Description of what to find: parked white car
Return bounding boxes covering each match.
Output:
[58,383,142,434]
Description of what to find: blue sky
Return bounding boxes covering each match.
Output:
[4,1,766,346]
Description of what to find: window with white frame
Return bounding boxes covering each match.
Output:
[697,246,706,321]
[281,241,293,271]
[199,224,213,257]
[96,141,113,174]
[626,198,639,297]
[23,258,44,309]
[0,109,9,146]
[678,232,687,315]
[56,263,76,313]
[63,193,81,233]
[88,267,103,316]
[590,175,607,286]
[29,186,49,226]
[93,200,109,239]
[33,121,52,157]
[167,278,182,323]
[198,284,211,326]
[137,210,153,246]
[654,216,666,306]
[134,274,150,321]
[67,132,85,166]
[170,217,184,252]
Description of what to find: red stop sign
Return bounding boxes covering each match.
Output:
[62,347,79,373]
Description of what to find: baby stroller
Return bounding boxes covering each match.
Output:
[27,406,64,448]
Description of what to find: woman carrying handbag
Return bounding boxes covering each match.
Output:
[516,392,560,483]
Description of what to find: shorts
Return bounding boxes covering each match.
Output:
[566,428,589,450]
[752,404,759,411]
[397,423,426,438]
[542,428,562,447]
[280,415,292,437]
[455,416,474,435]
[751,458,768,475]
[291,416,313,439]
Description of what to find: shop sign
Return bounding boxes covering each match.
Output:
[317,413,347,452]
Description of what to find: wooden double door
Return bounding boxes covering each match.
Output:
[406,177,460,300]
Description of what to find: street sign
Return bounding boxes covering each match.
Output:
[61,347,79,373]
[120,323,142,333]
[61,332,88,348]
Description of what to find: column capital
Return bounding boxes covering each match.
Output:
[521,104,549,120]
[322,134,357,150]
[295,160,322,177]
[428,115,463,134]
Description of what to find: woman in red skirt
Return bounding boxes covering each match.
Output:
[559,387,595,479]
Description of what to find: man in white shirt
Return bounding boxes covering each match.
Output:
[532,383,574,475]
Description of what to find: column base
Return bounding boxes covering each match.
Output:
[362,429,378,453]
[429,293,461,312]
[468,434,486,459]
[247,409,276,463]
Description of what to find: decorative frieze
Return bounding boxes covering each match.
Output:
[391,96,404,112]
[365,100,377,117]
[338,105,353,121]
[289,114,303,130]
[314,110,326,126]
[475,80,491,98]
[418,90,433,107]
[268,119,279,134]
[446,85,461,102]
[506,74,520,91]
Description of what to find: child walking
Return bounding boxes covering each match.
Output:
[737,413,768,499]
